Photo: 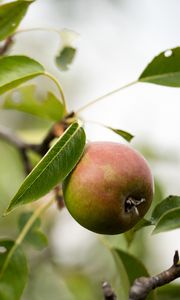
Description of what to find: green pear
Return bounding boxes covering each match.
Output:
[63,142,154,235]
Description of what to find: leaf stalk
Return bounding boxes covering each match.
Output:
[76,80,137,114]
[0,197,54,279]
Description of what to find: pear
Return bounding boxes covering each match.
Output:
[63,142,154,235]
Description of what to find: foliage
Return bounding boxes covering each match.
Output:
[6,123,86,213]
[0,240,28,300]
[0,1,179,300]
[0,0,33,41]
[2,85,65,122]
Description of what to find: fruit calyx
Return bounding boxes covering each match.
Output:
[125,197,146,216]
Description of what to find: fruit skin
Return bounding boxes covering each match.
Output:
[63,142,154,235]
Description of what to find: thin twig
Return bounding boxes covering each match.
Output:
[102,281,117,300]
[129,250,180,300]
[54,185,65,209]
[0,36,14,56]
[0,111,75,175]
[0,126,25,149]
[37,111,75,155]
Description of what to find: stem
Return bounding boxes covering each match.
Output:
[102,281,117,300]
[15,27,60,36]
[76,81,137,114]
[0,125,25,149]
[129,250,180,300]
[0,197,54,278]
[0,36,14,56]
[44,72,68,114]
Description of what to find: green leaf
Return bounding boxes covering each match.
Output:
[153,207,180,234]
[107,127,134,142]
[0,0,33,41]
[0,240,28,300]
[151,195,180,223]
[0,56,45,95]
[56,46,76,71]
[6,123,86,213]
[139,47,180,87]
[124,219,152,247]
[112,248,155,300]
[62,272,101,300]
[18,211,48,250]
[113,248,149,283]
[3,85,65,121]
[157,284,180,300]
[111,249,129,299]
[133,218,152,231]
[19,211,40,230]
[27,230,48,250]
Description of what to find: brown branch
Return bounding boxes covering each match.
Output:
[54,185,65,209]
[0,126,25,149]
[37,111,75,156]
[129,250,180,300]
[0,36,14,56]
[102,281,117,300]
[0,112,75,174]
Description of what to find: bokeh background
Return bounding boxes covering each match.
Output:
[0,0,180,299]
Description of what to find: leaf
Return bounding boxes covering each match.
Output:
[111,249,129,299]
[153,207,180,234]
[18,211,48,250]
[6,123,86,213]
[27,230,48,250]
[112,248,155,300]
[124,219,152,247]
[113,248,149,283]
[139,47,180,87]
[151,195,180,223]
[0,0,33,41]
[19,211,40,230]
[0,240,28,300]
[3,85,65,121]
[157,284,180,300]
[56,46,76,71]
[0,56,45,95]
[107,126,134,142]
[133,218,152,232]
[62,272,101,300]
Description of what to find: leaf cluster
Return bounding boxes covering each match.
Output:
[0,1,180,300]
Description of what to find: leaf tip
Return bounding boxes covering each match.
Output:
[4,201,16,216]
[3,209,10,217]
[3,208,11,217]
[151,227,158,235]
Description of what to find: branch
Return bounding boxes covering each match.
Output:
[0,36,14,56]
[54,185,65,209]
[102,281,117,300]
[0,113,75,173]
[37,111,75,156]
[129,250,180,300]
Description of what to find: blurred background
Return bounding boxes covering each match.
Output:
[0,0,180,299]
